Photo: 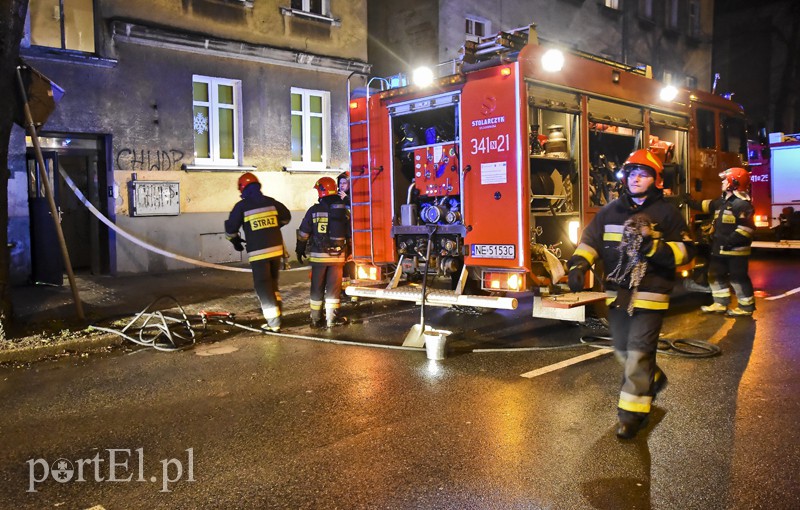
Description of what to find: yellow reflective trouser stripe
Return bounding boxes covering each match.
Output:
[701,200,712,213]
[262,306,281,319]
[719,248,751,256]
[712,289,731,297]
[735,227,753,238]
[605,290,617,306]
[603,233,623,242]
[632,291,670,310]
[632,299,669,310]
[326,299,341,310]
[310,299,323,311]
[667,241,689,265]
[619,391,652,414]
[738,296,755,305]
[249,245,284,262]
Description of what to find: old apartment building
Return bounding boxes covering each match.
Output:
[10,0,368,283]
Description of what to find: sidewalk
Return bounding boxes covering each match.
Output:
[2,266,314,363]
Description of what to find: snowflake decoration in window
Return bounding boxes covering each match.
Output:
[194,112,209,135]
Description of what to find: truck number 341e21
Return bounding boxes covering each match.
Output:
[470,134,510,155]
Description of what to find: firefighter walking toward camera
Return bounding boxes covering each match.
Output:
[685,167,756,317]
[296,177,351,329]
[225,172,291,332]
[567,149,695,440]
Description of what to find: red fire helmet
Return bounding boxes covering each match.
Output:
[719,167,750,192]
[238,172,259,192]
[314,177,337,198]
[622,149,665,189]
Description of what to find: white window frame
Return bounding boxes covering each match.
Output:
[192,75,243,166]
[291,0,330,16]
[466,15,490,42]
[290,87,331,172]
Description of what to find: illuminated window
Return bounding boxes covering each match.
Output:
[28,0,95,53]
[291,0,329,16]
[639,0,654,20]
[192,76,242,166]
[604,0,621,10]
[291,88,330,170]
[688,0,701,38]
[466,16,490,41]
[665,0,680,31]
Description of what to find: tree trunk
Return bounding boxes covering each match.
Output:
[0,0,30,339]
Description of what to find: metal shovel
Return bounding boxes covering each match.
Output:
[403,226,436,347]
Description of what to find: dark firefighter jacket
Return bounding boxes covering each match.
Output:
[690,192,755,256]
[297,195,350,264]
[568,192,696,311]
[224,183,291,263]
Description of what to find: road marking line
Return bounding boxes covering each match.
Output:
[765,286,800,301]
[521,348,612,378]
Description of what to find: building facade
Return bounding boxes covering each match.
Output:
[368,0,715,93]
[9,0,369,283]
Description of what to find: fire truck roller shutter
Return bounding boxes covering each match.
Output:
[587,98,645,129]
[526,84,581,114]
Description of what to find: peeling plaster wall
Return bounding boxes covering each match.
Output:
[103,0,368,62]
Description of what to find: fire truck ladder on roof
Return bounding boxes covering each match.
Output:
[348,76,389,265]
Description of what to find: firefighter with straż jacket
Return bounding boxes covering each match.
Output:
[225,172,291,332]
[296,177,351,329]
[685,167,756,317]
[567,149,695,440]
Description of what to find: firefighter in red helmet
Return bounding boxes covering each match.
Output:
[568,148,695,439]
[296,177,351,328]
[225,172,291,332]
[684,167,756,317]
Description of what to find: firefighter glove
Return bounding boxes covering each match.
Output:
[295,239,307,264]
[230,237,245,252]
[639,235,654,258]
[568,268,585,292]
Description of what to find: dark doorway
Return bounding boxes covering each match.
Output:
[26,134,113,283]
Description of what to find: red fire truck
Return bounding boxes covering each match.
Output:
[345,25,749,316]
[749,134,800,248]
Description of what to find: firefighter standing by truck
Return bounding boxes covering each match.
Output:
[684,167,756,317]
[567,149,695,439]
[296,177,351,329]
[225,173,292,332]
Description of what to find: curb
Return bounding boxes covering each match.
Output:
[0,333,124,364]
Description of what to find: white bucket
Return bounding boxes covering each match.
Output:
[423,328,451,360]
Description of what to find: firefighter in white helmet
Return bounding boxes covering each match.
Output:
[296,177,351,329]
[225,172,292,332]
[685,167,756,316]
[567,149,695,439]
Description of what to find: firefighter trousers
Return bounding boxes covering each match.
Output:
[609,307,666,425]
[251,257,282,329]
[309,263,344,324]
[708,255,755,312]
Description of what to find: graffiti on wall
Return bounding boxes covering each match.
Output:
[131,181,180,216]
[116,148,186,171]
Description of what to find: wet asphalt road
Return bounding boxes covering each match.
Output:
[1,252,799,509]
